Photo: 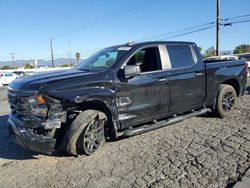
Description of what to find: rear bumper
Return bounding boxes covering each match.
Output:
[8,114,56,155]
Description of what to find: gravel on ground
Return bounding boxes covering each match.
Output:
[0,83,249,188]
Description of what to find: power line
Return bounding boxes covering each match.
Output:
[136,13,250,43]
[15,39,49,55]
[34,16,250,61]
[222,19,250,26]
[53,0,154,39]
[157,26,216,40]
[222,13,250,21]
[220,14,250,27]
[46,26,216,60]
[230,19,250,24]
[52,48,102,57]
[137,21,216,42]
[11,0,154,59]
[0,55,10,60]
[4,12,250,62]
[40,16,249,60]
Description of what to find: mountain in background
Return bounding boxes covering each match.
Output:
[0,58,80,68]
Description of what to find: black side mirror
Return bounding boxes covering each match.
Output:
[124,65,141,79]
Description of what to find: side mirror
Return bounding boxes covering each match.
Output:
[124,65,141,79]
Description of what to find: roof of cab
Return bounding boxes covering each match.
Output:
[109,41,196,49]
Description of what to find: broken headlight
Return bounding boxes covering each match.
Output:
[27,95,65,129]
[28,95,48,118]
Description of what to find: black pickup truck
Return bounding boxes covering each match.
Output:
[8,41,248,156]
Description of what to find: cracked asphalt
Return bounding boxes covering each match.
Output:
[0,81,250,188]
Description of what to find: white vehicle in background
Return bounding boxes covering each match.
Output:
[0,72,17,86]
[12,71,26,78]
[238,53,250,77]
[220,55,238,61]
[205,55,238,61]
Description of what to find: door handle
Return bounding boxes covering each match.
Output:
[158,78,168,82]
[195,72,204,76]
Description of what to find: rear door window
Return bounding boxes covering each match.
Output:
[166,45,196,69]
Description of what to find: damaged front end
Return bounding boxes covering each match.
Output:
[8,88,66,155]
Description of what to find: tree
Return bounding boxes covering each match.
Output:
[134,52,144,62]
[24,63,34,69]
[198,46,202,53]
[75,52,80,64]
[203,46,216,58]
[1,65,12,70]
[61,64,70,67]
[233,44,250,54]
[221,51,231,55]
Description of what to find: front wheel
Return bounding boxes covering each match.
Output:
[64,110,107,156]
[76,110,107,155]
[213,84,237,118]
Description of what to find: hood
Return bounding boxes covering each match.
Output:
[9,69,96,91]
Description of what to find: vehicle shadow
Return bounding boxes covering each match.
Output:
[198,112,218,119]
[0,114,35,160]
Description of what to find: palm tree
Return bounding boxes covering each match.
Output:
[75,52,80,64]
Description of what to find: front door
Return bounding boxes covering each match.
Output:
[116,46,170,128]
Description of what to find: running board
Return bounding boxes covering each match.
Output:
[123,108,209,137]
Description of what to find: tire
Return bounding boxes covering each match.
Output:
[213,84,237,118]
[64,110,107,156]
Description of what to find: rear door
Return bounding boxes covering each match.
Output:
[166,44,206,113]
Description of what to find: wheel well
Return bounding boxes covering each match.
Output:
[77,100,116,138]
[222,79,240,96]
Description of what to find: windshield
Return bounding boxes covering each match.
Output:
[75,47,130,72]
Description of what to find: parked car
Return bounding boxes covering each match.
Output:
[12,71,26,78]
[205,55,238,61]
[24,71,35,75]
[0,72,17,86]
[221,55,238,60]
[8,41,248,156]
[238,53,250,77]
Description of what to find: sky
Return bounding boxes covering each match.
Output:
[0,0,250,61]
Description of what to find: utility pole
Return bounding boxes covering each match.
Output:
[11,53,15,68]
[68,35,73,67]
[50,39,55,67]
[22,54,25,65]
[216,0,220,56]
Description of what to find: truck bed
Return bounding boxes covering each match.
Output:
[204,60,247,106]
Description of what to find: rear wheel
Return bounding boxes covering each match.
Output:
[213,84,237,118]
